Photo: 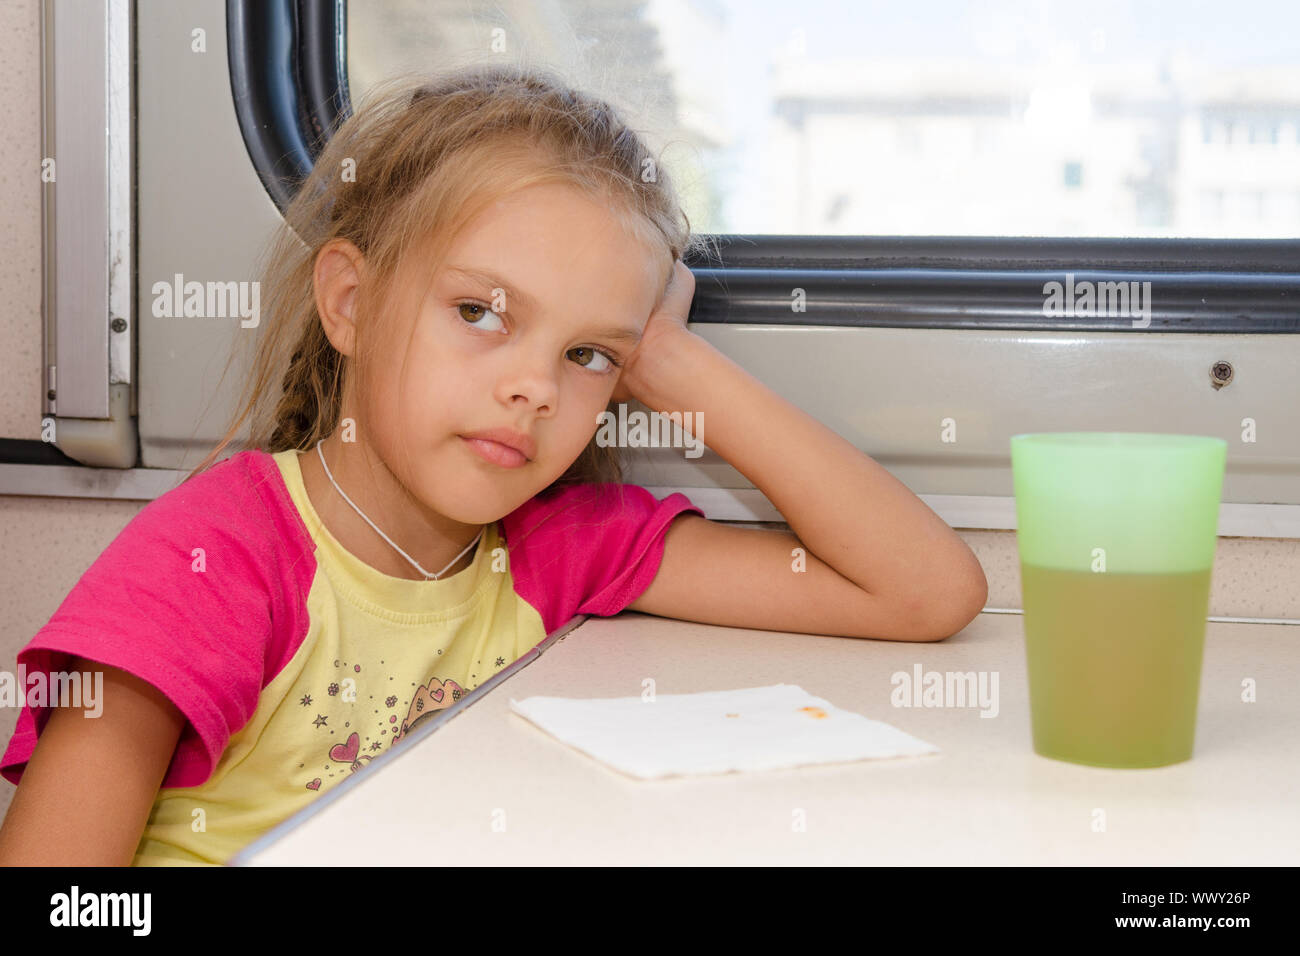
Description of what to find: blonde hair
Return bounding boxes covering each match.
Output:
[187,64,715,501]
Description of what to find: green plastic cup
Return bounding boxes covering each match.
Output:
[1010,432,1226,768]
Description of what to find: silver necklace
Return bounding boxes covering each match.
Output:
[314,439,483,580]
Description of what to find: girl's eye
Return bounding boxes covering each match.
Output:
[456,301,622,374]
[457,301,504,332]
[568,346,619,374]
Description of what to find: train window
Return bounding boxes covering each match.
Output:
[4,0,1297,533]
[346,0,1300,239]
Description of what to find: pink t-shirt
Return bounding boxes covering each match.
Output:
[0,448,703,864]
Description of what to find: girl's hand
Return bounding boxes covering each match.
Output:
[610,259,696,405]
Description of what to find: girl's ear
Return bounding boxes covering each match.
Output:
[314,238,367,356]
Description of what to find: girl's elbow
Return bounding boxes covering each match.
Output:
[926,565,988,641]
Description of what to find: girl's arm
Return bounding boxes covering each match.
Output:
[618,261,987,640]
[0,657,186,866]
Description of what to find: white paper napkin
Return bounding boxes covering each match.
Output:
[508,683,940,779]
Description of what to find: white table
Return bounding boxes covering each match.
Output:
[232,611,1299,866]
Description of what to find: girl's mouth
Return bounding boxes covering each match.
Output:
[460,436,528,468]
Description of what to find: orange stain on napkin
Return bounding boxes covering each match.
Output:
[799,706,828,719]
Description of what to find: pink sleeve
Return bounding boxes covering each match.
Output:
[0,451,316,790]
[501,482,705,634]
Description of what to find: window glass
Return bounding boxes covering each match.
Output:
[347,0,1300,238]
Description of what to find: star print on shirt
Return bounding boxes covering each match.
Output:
[313,714,328,728]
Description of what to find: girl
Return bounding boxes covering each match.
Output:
[0,66,986,866]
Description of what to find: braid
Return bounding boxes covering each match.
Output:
[268,321,338,452]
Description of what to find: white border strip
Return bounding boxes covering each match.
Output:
[646,487,1300,540]
[2,467,1299,539]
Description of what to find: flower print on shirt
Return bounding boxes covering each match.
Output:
[301,663,467,791]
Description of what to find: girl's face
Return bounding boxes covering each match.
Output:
[354,182,667,525]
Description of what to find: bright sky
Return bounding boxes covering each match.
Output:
[717,0,1299,66]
